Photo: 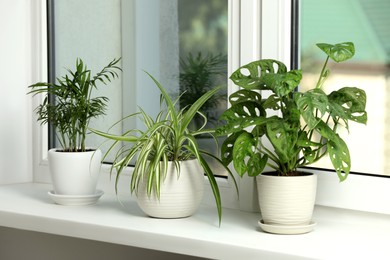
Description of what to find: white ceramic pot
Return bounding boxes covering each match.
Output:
[256,172,317,226]
[136,159,204,218]
[48,148,102,195]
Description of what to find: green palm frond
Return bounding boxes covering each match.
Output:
[28,58,121,152]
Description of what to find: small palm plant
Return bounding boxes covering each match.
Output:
[178,52,227,127]
[28,58,121,152]
[91,72,237,224]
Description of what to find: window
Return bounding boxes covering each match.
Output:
[32,0,390,214]
[300,0,390,176]
[38,0,241,209]
[48,0,229,176]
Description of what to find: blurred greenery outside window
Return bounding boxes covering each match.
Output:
[300,0,390,176]
[178,0,228,177]
[50,0,227,177]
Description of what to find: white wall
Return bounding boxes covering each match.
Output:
[0,0,34,184]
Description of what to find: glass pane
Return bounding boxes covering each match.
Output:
[52,0,228,176]
[300,0,390,175]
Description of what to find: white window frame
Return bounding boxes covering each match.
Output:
[32,0,390,214]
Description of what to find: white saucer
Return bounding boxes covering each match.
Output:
[258,220,316,235]
[48,190,104,206]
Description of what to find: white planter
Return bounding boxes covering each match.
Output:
[48,148,102,196]
[136,159,204,218]
[256,172,317,226]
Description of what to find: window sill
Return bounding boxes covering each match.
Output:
[0,183,389,260]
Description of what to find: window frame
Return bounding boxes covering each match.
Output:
[32,0,390,214]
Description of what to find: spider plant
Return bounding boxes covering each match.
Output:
[28,58,121,152]
[91,72,237,225]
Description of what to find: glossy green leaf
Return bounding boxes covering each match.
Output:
[316,42,355,63]
[247,153,268,177]
[295,88,329,129]
[328,87,367,124]
[229,60,302,97]
[197,154,222,226]
[220,131,244,166]
[302,147,317,164]
[181,85,222,133]
[228,89,262,105]
[229,59,287,89]
[262,94,281,110]
[218,100,266,133]
[232,132,257,177]
[266,119,299,164]
[315,121,351,181]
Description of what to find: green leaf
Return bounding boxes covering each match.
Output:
[262,94,281,110]
[198,155,222,226]
[259,70,302,97]
[297,130,321,147]
[315,121,351,181]
[217,101,266,136]
[266,119,299,164]
[232,132,260,176]
[302,147,317,164]
[316,42,355,63]
[328,87,367,124]
[144,72,179,127]
[295,88,329,129]
[247,153,268,177]
[230,59,287,89]
[181,85,222,133]
[220,131,244,166]
[229,59,302,97]
[228,89,262,105]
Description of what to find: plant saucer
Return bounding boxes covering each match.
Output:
[258,220,316,235]
[48,190,104,206]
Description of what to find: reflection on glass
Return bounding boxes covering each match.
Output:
[52,0,228,176]
[177,0,228,176]
[301,0,390,175]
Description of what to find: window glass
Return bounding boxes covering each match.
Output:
[300,0,390,175]
[51,0,228,176]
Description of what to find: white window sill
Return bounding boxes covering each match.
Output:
[0,183,389,260]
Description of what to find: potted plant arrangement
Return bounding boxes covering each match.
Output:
[91,72,236,225]
[28,58,121,205]
[216,42,367,234]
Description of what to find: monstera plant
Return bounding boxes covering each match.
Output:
[216,42,367,233]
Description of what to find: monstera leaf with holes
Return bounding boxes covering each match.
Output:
[216,42,367,181]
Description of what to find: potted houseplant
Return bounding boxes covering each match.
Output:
[91,72,236,225]
[216,42,367,234]
[28,58,121,204]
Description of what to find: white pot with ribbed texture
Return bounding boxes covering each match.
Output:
[48,148,102,196]
[136,159,204,218]
[256,172,317,226]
